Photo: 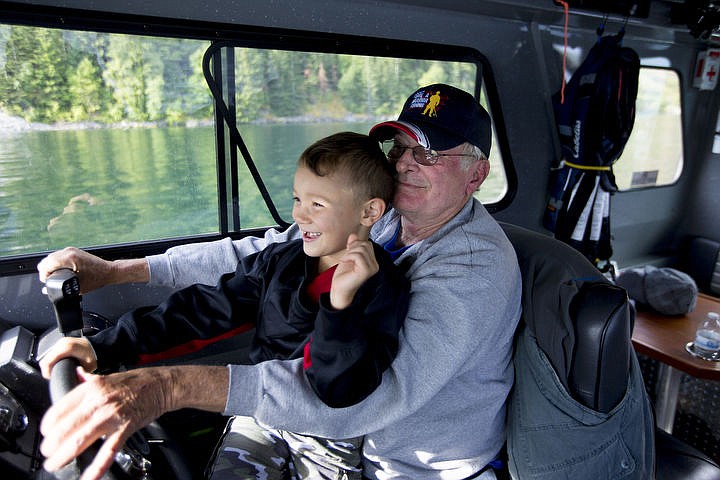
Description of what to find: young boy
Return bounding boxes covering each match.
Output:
[41,131,410,479]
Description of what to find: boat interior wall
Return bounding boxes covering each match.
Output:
[681,134,720,246]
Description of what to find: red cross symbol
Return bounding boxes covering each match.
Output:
[707,65,717,82]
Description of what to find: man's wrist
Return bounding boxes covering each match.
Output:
[162,365,229,413]
[109,258,150,285]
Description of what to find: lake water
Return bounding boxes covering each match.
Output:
[0,122,505,257]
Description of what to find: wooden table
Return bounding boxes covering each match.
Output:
[631,293,720,432]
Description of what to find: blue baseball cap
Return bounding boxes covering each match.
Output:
[370,83,492,156]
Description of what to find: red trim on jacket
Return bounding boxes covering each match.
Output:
[303,264,336,369]
[137,323,254,365]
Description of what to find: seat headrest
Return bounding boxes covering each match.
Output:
[499,223,621,393]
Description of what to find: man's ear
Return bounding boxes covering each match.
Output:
[467,158,490,194]
[361,198,386,226]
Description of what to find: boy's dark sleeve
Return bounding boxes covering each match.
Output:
[304,245,410,408]
[89,249,272,371]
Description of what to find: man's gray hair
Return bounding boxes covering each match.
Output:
[461,143,488,169]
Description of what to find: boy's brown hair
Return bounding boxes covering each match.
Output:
[298,131,395,206]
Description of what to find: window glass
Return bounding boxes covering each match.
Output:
[214,48,507,227]
[613,67,683,190]
[0,23,508,258]
[0,25,215,256]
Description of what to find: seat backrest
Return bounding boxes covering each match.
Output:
[500,222,655,479]
[500,222,630,411]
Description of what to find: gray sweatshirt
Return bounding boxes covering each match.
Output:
[147,198,522,479]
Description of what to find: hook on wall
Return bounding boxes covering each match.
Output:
[596,13,608,37]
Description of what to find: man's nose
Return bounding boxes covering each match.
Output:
[395,148,417,172]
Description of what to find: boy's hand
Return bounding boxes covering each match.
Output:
[330,234,379,310]
[39,337,98,379]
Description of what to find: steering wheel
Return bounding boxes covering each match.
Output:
[45,269,193,480]
[48,357,125,479]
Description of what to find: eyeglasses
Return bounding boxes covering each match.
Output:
[380,140,477,166]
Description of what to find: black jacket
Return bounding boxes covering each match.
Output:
[89,239,410,407]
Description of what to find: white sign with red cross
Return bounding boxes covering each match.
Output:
[694,48,720,91]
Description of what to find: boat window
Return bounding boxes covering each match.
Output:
[0,24,216,259]
[204,42,510,232]
[614,67,683,190]
[0,19,510,261]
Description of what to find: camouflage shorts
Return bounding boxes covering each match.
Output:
[206,416,363,480]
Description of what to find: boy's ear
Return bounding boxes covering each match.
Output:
[361,198,386,226]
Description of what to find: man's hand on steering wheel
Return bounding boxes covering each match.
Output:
[40,366,173,480]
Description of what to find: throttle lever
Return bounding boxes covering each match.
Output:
[42,269,110,478]
[44,268,83,336]
[43,268,85,403]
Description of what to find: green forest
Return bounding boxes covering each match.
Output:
[0,26,212,123]
[0,24,476,125]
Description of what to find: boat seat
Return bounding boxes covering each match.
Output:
[499,223,720,479]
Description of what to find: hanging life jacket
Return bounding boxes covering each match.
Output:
[544,30,640,270]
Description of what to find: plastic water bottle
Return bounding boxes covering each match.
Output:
[694,311,720,359]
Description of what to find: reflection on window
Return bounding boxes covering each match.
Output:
[614,68,683,190]
[0,22,508,257]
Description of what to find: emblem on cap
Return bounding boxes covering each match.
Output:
[422,91,442,117]
[408,88,445,119]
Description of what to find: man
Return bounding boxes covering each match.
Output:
[39,83,522,480]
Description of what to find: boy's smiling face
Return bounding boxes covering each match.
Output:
[292,164,369,271]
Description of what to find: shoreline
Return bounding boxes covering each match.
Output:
[0,110,383,133]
